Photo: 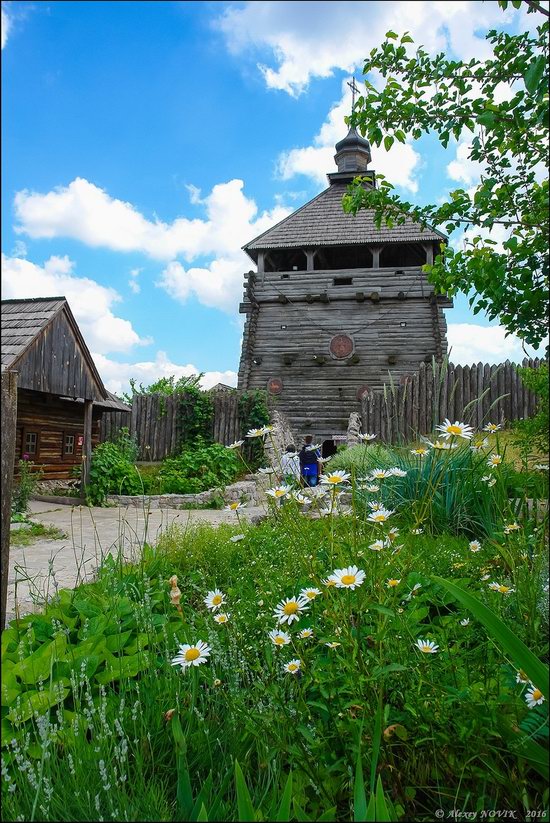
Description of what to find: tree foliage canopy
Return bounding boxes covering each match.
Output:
[343,0,549,348]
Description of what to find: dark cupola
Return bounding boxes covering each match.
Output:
[334,127,372,173]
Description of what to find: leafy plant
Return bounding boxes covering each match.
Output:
[238,390,270,468]
[344,3,549,347]
[158,442,240,494]
[513,363,549,459]
[86,440,142,505]
[11,459,42,514]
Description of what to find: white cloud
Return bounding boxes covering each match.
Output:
[128,267,141,294]
[92,351,237,397]
[1,4,11,49]
[217,1,515,97]
[13,177,290,313]
[447,323,541,366]
[1,254,151,354]
[277,80,421,192]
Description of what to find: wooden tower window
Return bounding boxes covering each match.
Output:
[314,245,373,271]
[379,243,425,268]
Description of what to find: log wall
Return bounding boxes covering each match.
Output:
[237,265,451,441]
[360,357,544,443]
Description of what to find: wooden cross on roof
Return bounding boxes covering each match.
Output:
[347,77,360,115]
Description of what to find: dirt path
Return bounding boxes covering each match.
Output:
[7,500,265,621]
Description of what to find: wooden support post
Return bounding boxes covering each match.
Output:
[422,243,434,266]
[371,245,383,268]
[257,253,265,274]
[306,250,316,271]
[1,370,18,629]
[80,399,93,496]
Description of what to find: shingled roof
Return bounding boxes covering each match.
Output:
[244,181,445,259]
[1,296,107,400]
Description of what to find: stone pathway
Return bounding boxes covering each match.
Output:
[7,500,265,620]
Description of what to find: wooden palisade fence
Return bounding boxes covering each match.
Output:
[99,391,241,461]
[360,357,544,444]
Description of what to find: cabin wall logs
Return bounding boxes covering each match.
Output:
[237,266,450,441]
[14,389,100,480]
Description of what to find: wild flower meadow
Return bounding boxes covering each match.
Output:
[2,424,548,821]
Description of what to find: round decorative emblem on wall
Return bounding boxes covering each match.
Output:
[329,334,354,359]
[267,377,283,395]
[356,385,370,401]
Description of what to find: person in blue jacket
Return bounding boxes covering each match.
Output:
[299,436,321,487]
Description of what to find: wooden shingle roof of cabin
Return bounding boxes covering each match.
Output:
[244,181,445,258]
[1,296,107,401]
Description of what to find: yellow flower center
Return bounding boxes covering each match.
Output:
[420,644,431,653]
[328,476,341,483]
[498,585,511,593]
[287,663,298,672]
[274,636,286,645]
[531,689,542,701]
[341,574,356,585]
[275,489,286,497]
[447,425,462,435]
[374,514,387,522]
[185,648,200,662]
[302,631,311,637]
[283,602,299,615]
[518,670,528,681]
[305,591,316,599]
[229,502,239,509]
[388,580,399,587]
[217,615,227,622]
[492,456,502,464]
[212,595,222,605]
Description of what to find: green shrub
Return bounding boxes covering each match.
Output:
[11,459,42,514]
[513,363,549,459]
[86,440,142,505]
[158,441,241,494]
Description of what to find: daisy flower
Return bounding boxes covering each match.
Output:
[268,629,291,647]
[292,492,309,504]
[273,596,309,625]
[204,590,226,611]
[227,440,244,449]
[389,467,407,477]
[415,638,439,654]
[305,443,322,451]
[369,540,386,552]
[516,669,530,684]
[246,427,267,438]
[257,466,276,474]
[481,475,497,487]
[358,433,377,442]
[319,470,351,485]
[283,659,302,674]
[436,419,475,440]
[366,484,380,492]
[525,686,545,709]
[368,501,383,511]
[325,642,341,649]
[225,501,246,511]
[483,422,501,432]
[469,540,482,552]
[488,582,515,595]
[386,578,401,588]
[367,507,395,524]
[299,587,321,601]
[430,440,457,450]
[213,613,230,624]
[369,469,393,480]
[460,618,470,627]
[387,527,400,542]
[410,447,428,456]
[534,464,549,471]
[171,641,211,669]
[266,485,292,499]
[504,522,521,534]
[327,565,366,590]
[322,576,336,587]
[298,628,314,639]
[487,454,503,468]
[411,527,424,535]
[404,583,422,601]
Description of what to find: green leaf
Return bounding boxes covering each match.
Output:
[197,804,209,822]
[354,746,367,822]
[432,577,548,689]
[374,776,393,822]
[383,135,394,152]
[7,684,69,723]
[235,760,256,822]
[11,634,67,686]
[275,772,292,822]
[385,30,398,39]
[94,651,151,684]
[317,810,338,822]
[400,34,414,44]
[524,56,546,96]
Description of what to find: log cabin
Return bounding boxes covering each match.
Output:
[237,126,453,454]
[1,297,129,486]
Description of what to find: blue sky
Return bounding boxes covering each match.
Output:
[1,0,540,395]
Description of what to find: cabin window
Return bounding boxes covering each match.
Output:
[314,245,373,271]
[333,276,353,286]
[63,433,75,456]
[379,243,425,268]
[23,431,39,457]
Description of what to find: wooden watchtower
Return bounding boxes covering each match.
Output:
[237,126,452,451]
